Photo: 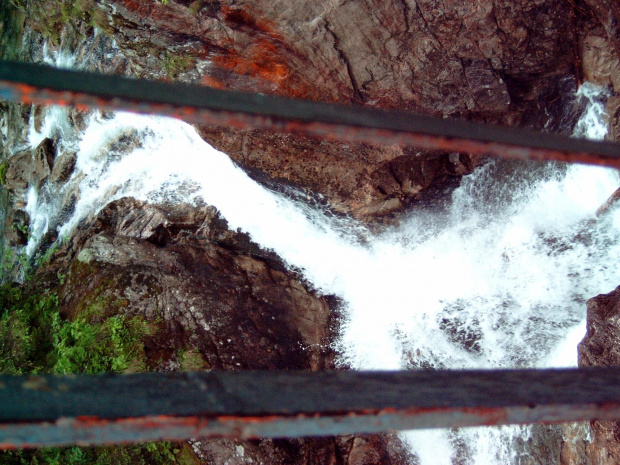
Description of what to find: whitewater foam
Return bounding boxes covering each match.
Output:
[20,78,620,463]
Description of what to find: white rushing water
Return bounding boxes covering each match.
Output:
[22,50,620,463]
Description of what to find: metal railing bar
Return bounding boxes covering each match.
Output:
[1,368,620,447]
[0,61,619,168]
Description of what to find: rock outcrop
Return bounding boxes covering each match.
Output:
[4,150,33,193]
[95,0,577,119]
[581,0,620,143]
[578,286,620,464]
[86,0,584,219]
[33,137,55,188]
[584,0,620,60]
[32,197,410,464]
[43,198,335,371]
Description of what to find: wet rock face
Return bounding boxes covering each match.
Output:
[191,433,409,465]
[581,34,620,91]
[49,150,77,184]
[198,126,480,218]
[90,0,580,219]
[578,286,620,464]
[96,0,575,120]
[0,102,30,161]
[4,150,33,193]
[33,137,56,187]
[607,96,620,142]
[4,209,30,246]
[579,286,620,368]
[5,138,58,192]
[54,198,336,371]
[584,0,620,59]
[33,196,410,464]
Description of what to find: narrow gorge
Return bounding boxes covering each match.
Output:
[1,1,620,464]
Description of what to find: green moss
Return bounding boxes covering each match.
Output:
[0,285,58,374]
[0,2,25,60]
[0,162,8,186]
[34,241,59,267]
[188,0,204,15]
[177,347,208,371]
[162,52,195,79]
[0,441,200,465]
[0,284,200,463]
[0,283,150,374]
[7,0,101,46]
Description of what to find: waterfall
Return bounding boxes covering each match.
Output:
[21,54,620,462]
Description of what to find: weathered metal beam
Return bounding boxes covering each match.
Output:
[0,61,619,168]
[2,368,620,448]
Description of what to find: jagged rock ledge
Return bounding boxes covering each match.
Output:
[30,197,411,464]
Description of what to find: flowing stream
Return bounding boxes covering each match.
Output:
[20,49,620,464]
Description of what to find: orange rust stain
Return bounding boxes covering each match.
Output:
[216,414,286,424]
[201,75,226,90]
[213,6,314,98]
[125,415,203,429]
[14,83,35,103]
[213,39,290,86]
[74,415,101,424]
[171,106,198,119]
[71,414,207,429]
[344,406,509,426]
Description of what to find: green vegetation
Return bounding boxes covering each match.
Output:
[0,283,151,374]
[0,163,8,186]
[188,1,204,15]
[0,247,30,286]
[0,249,14,282]
[0,440,200,465]
[7,0,101,45]
[0,283,200,463]
[0,2,25,61]
[162,52,195,79]
[35,241,60,268]
[12,222,28,236]
[177,347,207,371]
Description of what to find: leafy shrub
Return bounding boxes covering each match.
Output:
[0,441,199,465]
[0,284,199,463]
[0,284,150,374]
[0,162,7,186]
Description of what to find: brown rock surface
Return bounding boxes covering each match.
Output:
[95,0,576,118]
[197,127,478,217]
[606,95,620,142]
[581,34,620,91]
[579,286,620,368]
[4,150,33,193]
[33,137,55,187]
[583,0,620,59]
[578,286,620,464]
[88,0,581,219]
[49,150,77,184]
[190,434,408,465]
[4,209,30,246]
[31,196,410,464]
[50,198,335,371]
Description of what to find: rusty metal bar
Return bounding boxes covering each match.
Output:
[0,61,619,168]
[2,368,620,448]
